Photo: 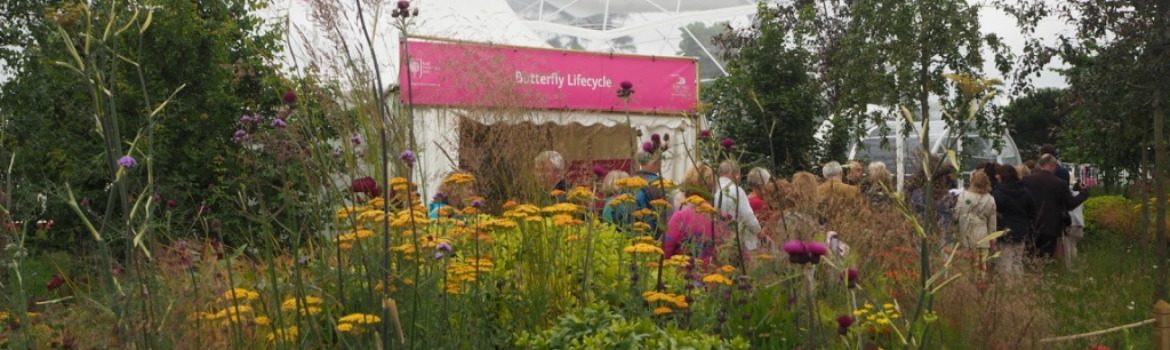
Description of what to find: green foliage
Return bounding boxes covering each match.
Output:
[0,0,290,247]
[515,305,749,350]
[704,3,826,174]
[1000,88,1067,160]
[1083,195,1137,236]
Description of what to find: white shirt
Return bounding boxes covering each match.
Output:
[714,176,762,250]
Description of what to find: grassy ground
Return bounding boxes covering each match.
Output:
[1042,230,1156,349]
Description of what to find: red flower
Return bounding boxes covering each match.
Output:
[282,90,298,105]
[719,137,735,151]
[351,176,381,197]
[47,275,66,291]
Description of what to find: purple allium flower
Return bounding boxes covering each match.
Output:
[271,118,287,129]
[282,90,298,105]
[719,137,735,151]
[699,129,712,140]
[641,141,655,153]
[351,133,363,146]
[400,149,416,166]
[351,176,381,197]
[836,315,855,335]
[620,81,633,90]
[436,242,452,253]
[471,199,485,208]
[239,114,254,124]
[846,268,859,289]
[232,129,248,143]
[117,155,138,169]
[592,165,608,178]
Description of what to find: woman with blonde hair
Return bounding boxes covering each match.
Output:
[861,161,893,204]
[955,170,997,273]
[790,171,819,212]
[601,171,633,224]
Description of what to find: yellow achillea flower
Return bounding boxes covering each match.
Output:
[483,219,518,231]
[609,194,636,207]
[389,177,411,193]
[337,323,356,333]
[623,243,664,255]
[461,206,480,216]
[254,316,270,326]
[685,195,706,206]
[280,296,324,316]
[367,197,385,209]
[541,203,582,215]
[339,313,382,324]
[442,173,476,186]
[336,206,363,221]
[631,208,654,219]
[617,177,649,189]
[653,306,673,315]
[632,221,652,232]
[650,199,669,208]
[223,288,260,302]
[649,179,677,189]
[665,255,691,267]
[695,203,719,214]
[567,186,594,201]
[504,204,540,219]
[633,235,656,244]
[357,210,386,223]
[553,214,584,227]
[550,189,566,198]
[643,291,689,309]
[391,244,416,256]
[702,273,733,286]
[524,216,544,223]
[719,265,736,273]
[267,326,298,343]
[502,200,518,209]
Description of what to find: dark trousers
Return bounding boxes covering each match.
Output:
[1031,235,1060,258]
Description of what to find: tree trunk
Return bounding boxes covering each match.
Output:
[1155,93,1167,300]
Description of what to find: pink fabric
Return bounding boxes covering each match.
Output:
[748,194,766,214]
[400,40,698,113]
[664,206,728,261]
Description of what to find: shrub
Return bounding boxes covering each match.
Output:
[515,305,749,350]
[1083,195,1139,238]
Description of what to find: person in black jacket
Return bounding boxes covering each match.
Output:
[993,164,1035,274]
[1022,154,1089,258]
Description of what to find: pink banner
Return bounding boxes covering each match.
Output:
[400,39,698,114]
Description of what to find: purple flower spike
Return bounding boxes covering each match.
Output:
[232,129,249,143]
[620,81,633,90]
[400,150,417,166]
[271,118,288,129]
[699,129,712,140]
[592,165,608,178]
[641,141,655,153]
[118,155,138,169]
[719,137,735,151]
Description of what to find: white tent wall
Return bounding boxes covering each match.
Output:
[413,108,698,203]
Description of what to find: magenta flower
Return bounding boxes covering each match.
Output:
[351,176,381,197]
[400,150,416,166]
[650,133,662,150]
[641,141,655,153]
[46,275,65,291]
[621,81,633,90]
[699,129,712,140]
[719,137,735,151]
[845,268,859,289]
[271,118,288,129]
[232,129,248,143]
[471,198,485,208]
[783,240,808,264]
[436,242,452,253]
[806,242,828,263]
[239,114,255,125]
[167,199,178,209]
[351,133,363,146]
[117,155,138,169]
[397,0,410,10]
[592,165,608,178]
[836,315,855,335]
[282,90,297,105]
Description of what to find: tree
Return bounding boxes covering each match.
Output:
[1000,88,1067,160]
[1001,0,1170,299]
[703,3,826,175]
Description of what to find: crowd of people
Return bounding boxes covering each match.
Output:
[431,144,1091,273]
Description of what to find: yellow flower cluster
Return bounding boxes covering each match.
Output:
[337,313,382,333]
[649,179,677,189]
[633,235,656,244]
[608,194,635,207]
[442,173,476,186]
[853,302,901,327]
[336,228,375,244]
[541,203,582,215]
[504,204,541,219]
[267,326,298,343]
[643,291,689,316]
[281,295,324,316]
[685,195,706,206]
[390,208,430,228]
[477,218,518,231]
[445,256,494,294]
[617,177,649,189]
[567,186,594,201]
[702,273,733,286]
[336,206,368,221]
[623,243,664,255]
[195,287,270,326]
[650,199,670,208]
[664,255,691,268]
[389,177,412,193]
[695,202,719,215]
[631,208,654,219]
[553,214,584,227]
[632,221,652,232]
[550,189,566,198]
[222,288,260,303]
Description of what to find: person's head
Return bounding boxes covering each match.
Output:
[746,167,772,192]
[791,171,819,202]
[1016,163,1032,178]
[822,161,844,181]
[1040,144,1058,158]
[718,160,740,182]
[997,164,1021,184]
[683,164,717,198]
[1023,159,1037,170]
[981,162,1000,186]
[865,162,890,187]
[847,160,864,182]
[534,150,565,187]
[438,172,476,206]
[968,170,991,194]
[601,171,631,196]
[636,151,661,173]
[766,178,795,210]
[1037,154,1060,173]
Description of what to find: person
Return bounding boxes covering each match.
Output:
[1065,172,1087,270]
[745,167,772,220]
[1022,154,1089,258]
[845,160,865,186]
[664,165,726,261]
[1016,163,1031,178]
[1040,145,1071,183]
[429,171,476,219]
[956,170,997,273]
[713,160,762,251]
[600,171,634,225]
[981,162,1000,188]
[534,150,567,202]
[790,171,820,214]
[992,164,1036,275]
[633,151,670,235]
[908,157,959,244]
[861,161,893,204]
[816,161,861,214]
